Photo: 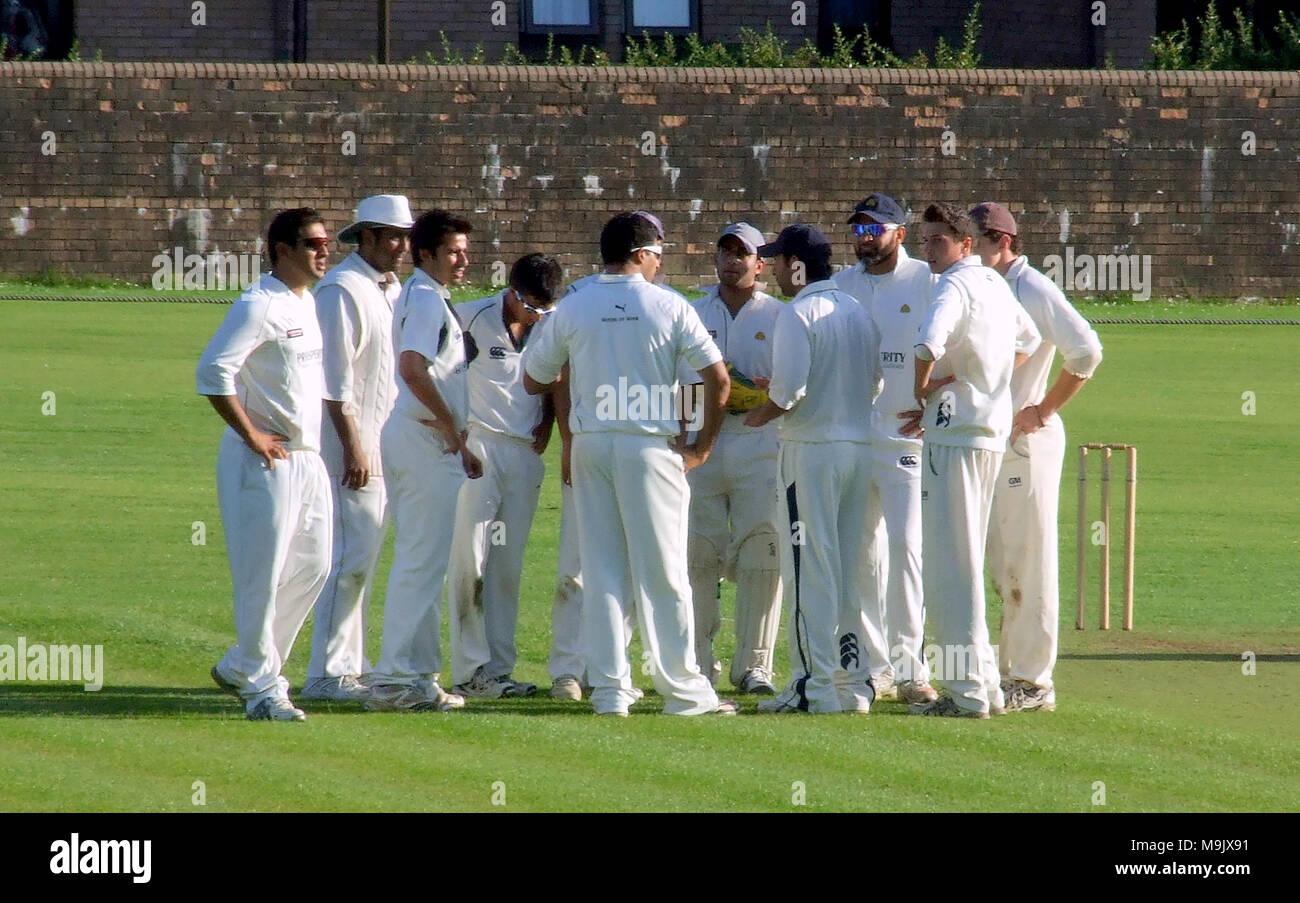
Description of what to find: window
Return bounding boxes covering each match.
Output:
[524,0,600,34]
[818,0,891,55]
[625,0,698,33]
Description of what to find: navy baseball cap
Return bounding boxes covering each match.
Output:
[631,210,665,240]
[847,193,906,225]
[757,224,832,264]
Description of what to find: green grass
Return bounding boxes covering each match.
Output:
[0,299,1297,812]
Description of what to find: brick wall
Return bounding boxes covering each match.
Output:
[2,62,1297,296]
[75,0,284,62]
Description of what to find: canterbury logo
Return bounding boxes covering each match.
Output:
[900,455,919,467]
[839,632,859,670]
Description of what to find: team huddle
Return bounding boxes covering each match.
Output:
[197,191,1102,720]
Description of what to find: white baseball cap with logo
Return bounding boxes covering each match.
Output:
[338,194,416,244]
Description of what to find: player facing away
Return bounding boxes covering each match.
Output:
[832,193,939,707]
[447,254,564,699]
[200,208,334,721]
[907,203,1040,718]
[303,194,413,703]
[746,225,884,715]
[546,210,667,702]
[366,210,483,713]
[969,202,1103,713]
[523,212,738,717]
[682,223,785,696]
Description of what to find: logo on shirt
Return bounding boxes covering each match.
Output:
[935,390,956,428]
[899,455,919,467]
[900,304,911,313]
[881,351,905,368]
[755,331,766,341]
[1008,476,1023,487]
[489,346,508,360]
[708,329,718,338]
[286,328,304,338]
[297,348,323,365]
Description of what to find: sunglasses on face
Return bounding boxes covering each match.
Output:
[521,301,553,316]
[851,223,898,238]
[298,236,331,253]
[632,244,664,258]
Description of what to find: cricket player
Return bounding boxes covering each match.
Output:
[523,212,737,717]
[908,203,1040,718]
[547,210,668,701]
[200,207,333,722]
[366,210,483,713]
[448,253,564,699]
[303,194,413,702]
[832,193,939,706]
[681,222,784,695]
[746,224,883,715]
[970,202,1103,713]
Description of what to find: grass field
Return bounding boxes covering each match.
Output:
[1,293,1297,813]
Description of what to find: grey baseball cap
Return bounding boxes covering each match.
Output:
[847,193,906,226]
[717,222,766,255]
[969,201,1018,236]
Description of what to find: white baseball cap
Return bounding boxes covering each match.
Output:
[338,194,416,244]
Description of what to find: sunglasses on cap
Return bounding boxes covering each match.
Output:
[851,223,898,238]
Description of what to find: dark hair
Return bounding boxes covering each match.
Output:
[785,255,833,283]
[510,253,564,304]
[922,203,973,241]
[411,209,473,268]
[600,212,660,265]
[981,229,1020,254]
[266,207,324,265]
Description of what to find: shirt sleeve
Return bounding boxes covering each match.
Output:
[1039,284,1103,378]
[915,278,964,362]
[678,304,723,374]
[1014,302,1042,357]
[398,284,446,362]
[522,306,567,386]
[315,282,362,404]
[767,303,811,411]
[196,292,271,396]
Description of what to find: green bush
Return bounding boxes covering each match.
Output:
[1151,6,1300,69]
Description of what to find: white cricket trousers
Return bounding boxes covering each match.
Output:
[548,480,585,681]
[571,432,719,715]
[372,415,467,685]
[987,417,1066,691]
[775,440,875,714]
[859,445,928,683]
[687,426,782,686]
[920,442,1004,714]
[449,427,545,684]
[215,430,332,708]
[306,476,386,680]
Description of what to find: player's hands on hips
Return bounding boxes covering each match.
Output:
[342,445,371,490]
[531,421,551,457]
[897,409,925,439]
[461,446,484,479]
[1009,404,1046,446]
[671,436,707,473]
[914,373,956,408]
[247,429,289,469]
[419,418,463,455]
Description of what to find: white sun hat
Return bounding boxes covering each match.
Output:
[338,194,416,244]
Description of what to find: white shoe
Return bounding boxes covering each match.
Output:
[1003,680,1056,712]
[211,665,241,698]
[710,699,740,716]
[301,675,369,702]
[366,682,465,712]
[736,669,777,696]
[453,668,513,699]
[896,679,939,706]
[550,676,583,701]
[247,697,306,722]
[871,671,897,701]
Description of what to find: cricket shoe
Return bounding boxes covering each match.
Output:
[550,676,583,701]
[497,674,538,698]
[301,675,370,702]
[909,694,989,719]
[453,668,513,699]
[756,684,808,714]
[247,697,306,722]
[735,668,777,696]
[870,670,898,701]
[896,679,939,706]
[211,665,241,699]
[709,699,740,716]
[366,682,465,712]
[1003,679,1056,712]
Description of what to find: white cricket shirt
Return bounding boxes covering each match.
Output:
[314,251,400,476]
[196,273,324,452]
[833,246,934,451]
[389,268,469,431]
[524,272,721,438]
[678,285,784,435]
[1003,256,1103,416]
[460,292,545,442]
[768,279,881,445]
[915,256,1041,450]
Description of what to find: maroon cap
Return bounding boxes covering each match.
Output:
[969,202,1017,236]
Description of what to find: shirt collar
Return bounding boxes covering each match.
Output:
[596,272,648,284]
[346,251,390,286]
[792,279,840,301]
[411,267,451,300]
[1004,255,1028,280]
[939,255,982,277]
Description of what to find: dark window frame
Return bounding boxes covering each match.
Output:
[522,0,602,36]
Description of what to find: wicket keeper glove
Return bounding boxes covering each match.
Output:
[725,363,768,414]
